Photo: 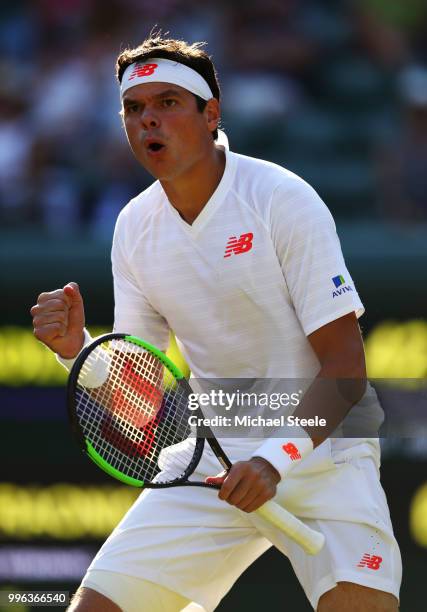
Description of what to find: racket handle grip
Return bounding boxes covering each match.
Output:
[255,500,325,555]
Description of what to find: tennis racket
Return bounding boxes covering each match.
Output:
[67,332,325,555]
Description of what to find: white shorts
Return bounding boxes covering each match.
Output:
[81,571,201,611]
[81,439,402,611]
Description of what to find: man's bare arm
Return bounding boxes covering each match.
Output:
[292,311,367,447]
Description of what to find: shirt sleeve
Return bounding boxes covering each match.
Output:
[111,209,170,350]
[270,177,364,336]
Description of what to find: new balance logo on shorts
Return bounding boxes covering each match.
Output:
[357,554,383,570]
[224,232,253,258]
[128,63,158,80]
[282,443,301,461]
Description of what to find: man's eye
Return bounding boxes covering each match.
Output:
[125,105,139,114]
[162,99,177,107]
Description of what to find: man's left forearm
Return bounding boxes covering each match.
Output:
[291,363,367,448]
[253,313,368,478]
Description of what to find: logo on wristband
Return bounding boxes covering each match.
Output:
[282,442,301,461]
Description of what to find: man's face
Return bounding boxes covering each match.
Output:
[121,82,218,181]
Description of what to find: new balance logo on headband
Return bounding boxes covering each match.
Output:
[128,63,158,80]
[224,233,253,258]
[121,57,214,100]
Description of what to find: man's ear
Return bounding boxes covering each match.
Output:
[204,98,221,134]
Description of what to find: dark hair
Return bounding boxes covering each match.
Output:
[117,34,221,139]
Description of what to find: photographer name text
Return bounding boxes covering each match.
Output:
[188,415,327,428]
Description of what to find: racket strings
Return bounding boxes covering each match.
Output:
[75,339,196,483]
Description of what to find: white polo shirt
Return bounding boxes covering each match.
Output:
[112,148,363,380]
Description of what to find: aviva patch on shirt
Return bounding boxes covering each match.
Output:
[332,275,353,298]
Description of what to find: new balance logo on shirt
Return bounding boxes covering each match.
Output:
[224,232,253,258]
[357,554,383,570]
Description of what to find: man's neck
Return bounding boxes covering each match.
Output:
[161,146,226,225]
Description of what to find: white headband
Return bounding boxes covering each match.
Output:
[120,57,214,100]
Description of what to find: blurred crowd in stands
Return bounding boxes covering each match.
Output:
[1,0,427,238]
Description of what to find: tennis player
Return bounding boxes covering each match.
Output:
[31,35,401,611]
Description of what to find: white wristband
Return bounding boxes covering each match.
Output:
[56,328,93,372]
[252,426,314,480]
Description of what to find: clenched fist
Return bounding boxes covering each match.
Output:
[30,282,85,359]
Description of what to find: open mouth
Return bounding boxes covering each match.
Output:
[146,142,165,153]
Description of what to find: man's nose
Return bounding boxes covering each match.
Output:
[140,108,160,129]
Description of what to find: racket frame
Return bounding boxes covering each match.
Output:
[67,333,222,488]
